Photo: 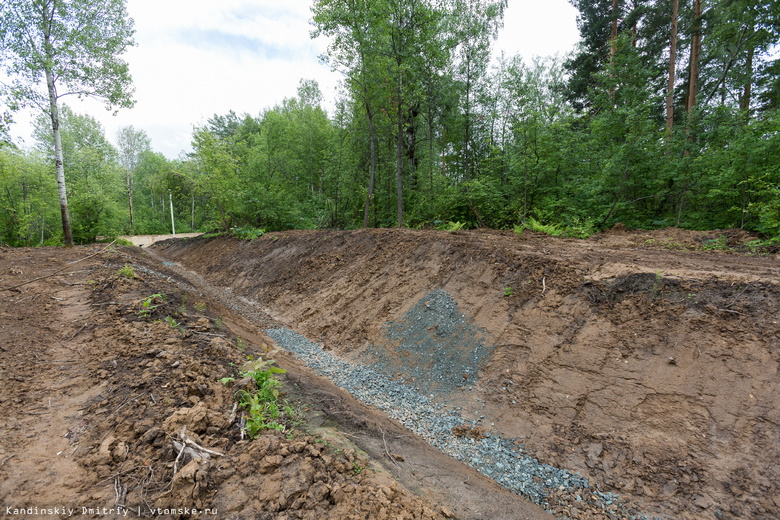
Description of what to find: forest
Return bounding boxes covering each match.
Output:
[1,0,778,246]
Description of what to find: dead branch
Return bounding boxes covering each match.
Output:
[725,283,751,308]
[114,477,127,509]
[379,427,402,471]
[70,324,88,340]
[0,241,117,292]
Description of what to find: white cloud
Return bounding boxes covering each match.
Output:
[8,0,578,159]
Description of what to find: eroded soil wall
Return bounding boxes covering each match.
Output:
[157,228,780,520]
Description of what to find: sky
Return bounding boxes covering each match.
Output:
[8,0,580,159]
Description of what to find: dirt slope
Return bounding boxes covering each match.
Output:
[156,227,780,520]
[0,244,553,520]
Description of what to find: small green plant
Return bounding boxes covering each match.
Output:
[194,301,207,313]
[436,221,466,233]
[117,264,137,279]
[703,235,728,251]
[352,461,364,476]
[231,225,265,241]
[503,287,513,297]
[514,217,595,239]
[115,238,134,247]
[220,376,236,385]
[139,293,165,317]
[234,350,289,438]
[165,316,181,330]
[214,316,223,330]
[237,338,247,351]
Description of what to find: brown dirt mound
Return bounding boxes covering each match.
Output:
[155,228,780,520]
[0,246,474,520]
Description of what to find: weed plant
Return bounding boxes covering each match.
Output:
[224,349,300,438]
[139,293,165,318]
[117,264,137,279]
[514,217,595,239]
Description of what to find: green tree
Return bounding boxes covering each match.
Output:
[0,0,135,245]
[312,0,390,227]
[33,106,125,243]
[116,125,151,234]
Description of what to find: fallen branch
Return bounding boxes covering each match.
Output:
[114,477,127,509]
[191,331,226,338]
[379,427,402,471]
[172,426,224,477]
[0,241,116,292]
[718,308,746,316]
[70,324,88,340]
[725,283,751,308]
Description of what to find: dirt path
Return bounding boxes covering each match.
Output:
[154,227,780,520]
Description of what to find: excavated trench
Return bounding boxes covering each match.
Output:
[154,228,780,520]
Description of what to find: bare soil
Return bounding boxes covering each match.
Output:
[153,227,780,520]
[0,243,551,520]
[1,227,778,520]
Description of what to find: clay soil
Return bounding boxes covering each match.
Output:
[1,227,778,520]
[154,227,780,520]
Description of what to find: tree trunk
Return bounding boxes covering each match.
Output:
[741,45,754,123]
[666,0,679,134]
[396,73,404,228]
[464,60,472,181]
[126,168,134,235]
[44,70,73,246]
[687,0,703,115]
[362,101,377,229]
[610,0,619,63]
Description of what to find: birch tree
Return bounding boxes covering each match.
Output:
[0,0,135,245]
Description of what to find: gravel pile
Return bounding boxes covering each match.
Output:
[363,289,494,395]
[266,326,659,520]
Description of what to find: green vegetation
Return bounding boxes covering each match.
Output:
[231,225,265,241]
[1,1,778,246]
[139,293,165,318]
[117,264,137,279]
[503,287,513,297]
[437,221,466,233]
[225,349,298,438]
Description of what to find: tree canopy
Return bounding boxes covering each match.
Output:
[1,0,779,247]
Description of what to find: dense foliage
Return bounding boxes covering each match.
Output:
[1,0,778,246]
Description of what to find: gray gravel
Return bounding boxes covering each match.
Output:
[363,289,494,395]
[266,325,656,519]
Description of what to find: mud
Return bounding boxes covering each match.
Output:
[154,227,780,520]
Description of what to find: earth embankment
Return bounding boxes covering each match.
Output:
[155,228,780,520]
